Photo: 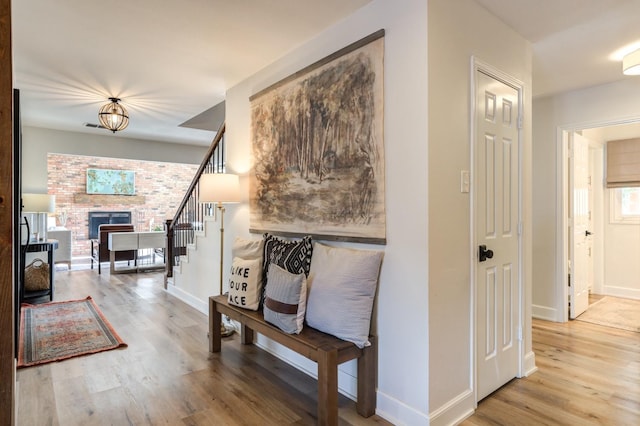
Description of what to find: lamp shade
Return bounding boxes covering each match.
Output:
[623,48,640,75]
[22,193,55,213]
[199,173,240,203]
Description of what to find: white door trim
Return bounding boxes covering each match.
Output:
[556,116,640,322]
[470,57,525,405]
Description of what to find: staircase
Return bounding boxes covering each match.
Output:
[164,122,228,310]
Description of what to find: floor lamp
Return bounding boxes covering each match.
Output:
[22,193,56,242]
[199,173,240,337]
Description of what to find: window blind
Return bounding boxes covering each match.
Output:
[606,138,640,188]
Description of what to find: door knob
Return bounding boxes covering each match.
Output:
[585,230,592,236]
[479,244,494,262]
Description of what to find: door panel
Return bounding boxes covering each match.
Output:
[476,70,520,401]
[569,133,591,318]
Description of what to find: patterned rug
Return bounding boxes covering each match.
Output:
[18,296,127,368]
[575,296,640,333]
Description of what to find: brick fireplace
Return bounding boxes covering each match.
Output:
[47,153,199,258]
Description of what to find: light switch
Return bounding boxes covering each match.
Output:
[460,170,470,193]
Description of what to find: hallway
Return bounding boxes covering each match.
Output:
[464,316,640,425]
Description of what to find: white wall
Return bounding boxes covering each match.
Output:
[533,78,640,320]
[428,0,533,423]
[22,126,208,192]
[604,200,640,299]
[223,1,429,424]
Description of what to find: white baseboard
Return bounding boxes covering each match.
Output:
[428,389,475,426]
[376,389,430,426]
[165,285,208,315]
[603,286,640,300]
[532,304,558,321]
[522,350,538,377]
[254,335,359,399]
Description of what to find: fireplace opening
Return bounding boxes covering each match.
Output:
[88,211,132,240]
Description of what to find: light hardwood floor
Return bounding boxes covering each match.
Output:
[17,268,392,425]
[463,301,640,425]
[18,269,640,425]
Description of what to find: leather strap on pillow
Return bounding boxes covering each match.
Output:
[265,297,298,315]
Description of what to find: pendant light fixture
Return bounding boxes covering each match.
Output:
[622,48,640,76]
[98,97,129,133]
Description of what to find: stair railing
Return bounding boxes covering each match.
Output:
[165,122,226,283]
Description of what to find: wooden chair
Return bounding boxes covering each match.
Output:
[91,224,136,274]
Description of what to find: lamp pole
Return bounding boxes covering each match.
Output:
[218,202,225,296]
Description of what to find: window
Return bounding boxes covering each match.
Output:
[610,187,640,224]
[606,138,640,188]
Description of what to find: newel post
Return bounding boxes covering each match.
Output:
[165,219,174,285]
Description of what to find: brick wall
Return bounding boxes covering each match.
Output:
[47,153,199,257]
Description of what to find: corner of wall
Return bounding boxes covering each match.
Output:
[427,389,475,426]
[523,351,538,377]
[532,304,558,321]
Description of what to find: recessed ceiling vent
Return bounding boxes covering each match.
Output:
[84,122,107,129]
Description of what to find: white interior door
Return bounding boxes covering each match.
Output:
[475,69,520,401]
[569,132,591,319]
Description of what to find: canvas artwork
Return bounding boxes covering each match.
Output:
[249,30,386,244]
[86,168,135,195]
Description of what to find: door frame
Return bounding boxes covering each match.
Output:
[556,115,640,322]
[0,0,15,422]
[470,57,526,405]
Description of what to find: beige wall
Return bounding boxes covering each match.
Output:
[428,0,533,422]
[223,1,430,424]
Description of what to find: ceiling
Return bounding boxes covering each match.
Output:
[12,0,371,145]
[12,1,640,146]
[475,0,640,97]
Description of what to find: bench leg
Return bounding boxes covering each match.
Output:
[209,298,222,353]
[240,324,254,345]
[110,251,116,274]
[317,348,338,426]
[357,336,377,417]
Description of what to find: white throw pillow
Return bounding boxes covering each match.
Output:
[232,237,264,261]
[305,243,383,348]
[227,257,262,311]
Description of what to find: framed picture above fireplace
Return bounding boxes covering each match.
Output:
[87,168,135,195]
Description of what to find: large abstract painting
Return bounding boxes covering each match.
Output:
[249,30,386,244]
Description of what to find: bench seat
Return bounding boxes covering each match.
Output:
[209,295,376,426]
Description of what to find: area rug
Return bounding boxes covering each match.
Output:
[18,296,127,368]
[575,296,640,333]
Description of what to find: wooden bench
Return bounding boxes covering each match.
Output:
[209,295,377,426]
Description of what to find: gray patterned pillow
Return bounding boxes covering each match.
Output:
[262,233,312,304]
[263,264,307,334]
